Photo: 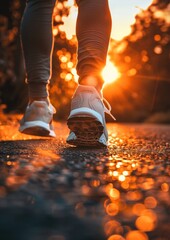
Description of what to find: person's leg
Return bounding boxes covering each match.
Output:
[21,0,56,102]
[76,0,112,91]
[19,0,56,137]
[67,0,113,147]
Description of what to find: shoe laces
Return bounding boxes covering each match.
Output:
[103,98,116,121]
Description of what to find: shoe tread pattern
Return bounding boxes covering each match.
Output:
[67,117,106,147]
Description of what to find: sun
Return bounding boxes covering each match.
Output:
[102,57,121,84]
[71,57,121,84]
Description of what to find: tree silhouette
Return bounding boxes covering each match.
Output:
[104,0,170,122]
[0,0,26,112]
[109,0,170,81]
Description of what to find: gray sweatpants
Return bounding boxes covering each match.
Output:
[21,0,112,99]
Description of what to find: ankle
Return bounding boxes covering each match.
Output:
[29,97,50,105]
[28,82,49,103]
[79,76,103,93]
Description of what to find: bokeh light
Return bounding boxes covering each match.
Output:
[106,203,119,216]
[126,230,148,240]
[108,235,125,240]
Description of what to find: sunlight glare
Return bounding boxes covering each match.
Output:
[102,57,120,84]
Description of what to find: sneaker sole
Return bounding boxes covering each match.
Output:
[19,121,56,137]
[67,117,106,147]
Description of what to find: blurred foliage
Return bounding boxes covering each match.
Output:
[109,0,170,80]
[0,0,76,115]
[0,0,27,112]
[0,0,169,122]
[104,0,170,122]
[50,0,77,119]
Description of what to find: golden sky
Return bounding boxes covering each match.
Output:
[62,0,153,41]
[109,0,153,40]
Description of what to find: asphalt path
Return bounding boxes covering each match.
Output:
[0,122,170,240]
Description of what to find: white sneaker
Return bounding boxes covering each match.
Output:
[19,101,56,137]
[66,85,115,147]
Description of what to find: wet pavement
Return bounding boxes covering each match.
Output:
[0,120,170,240]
